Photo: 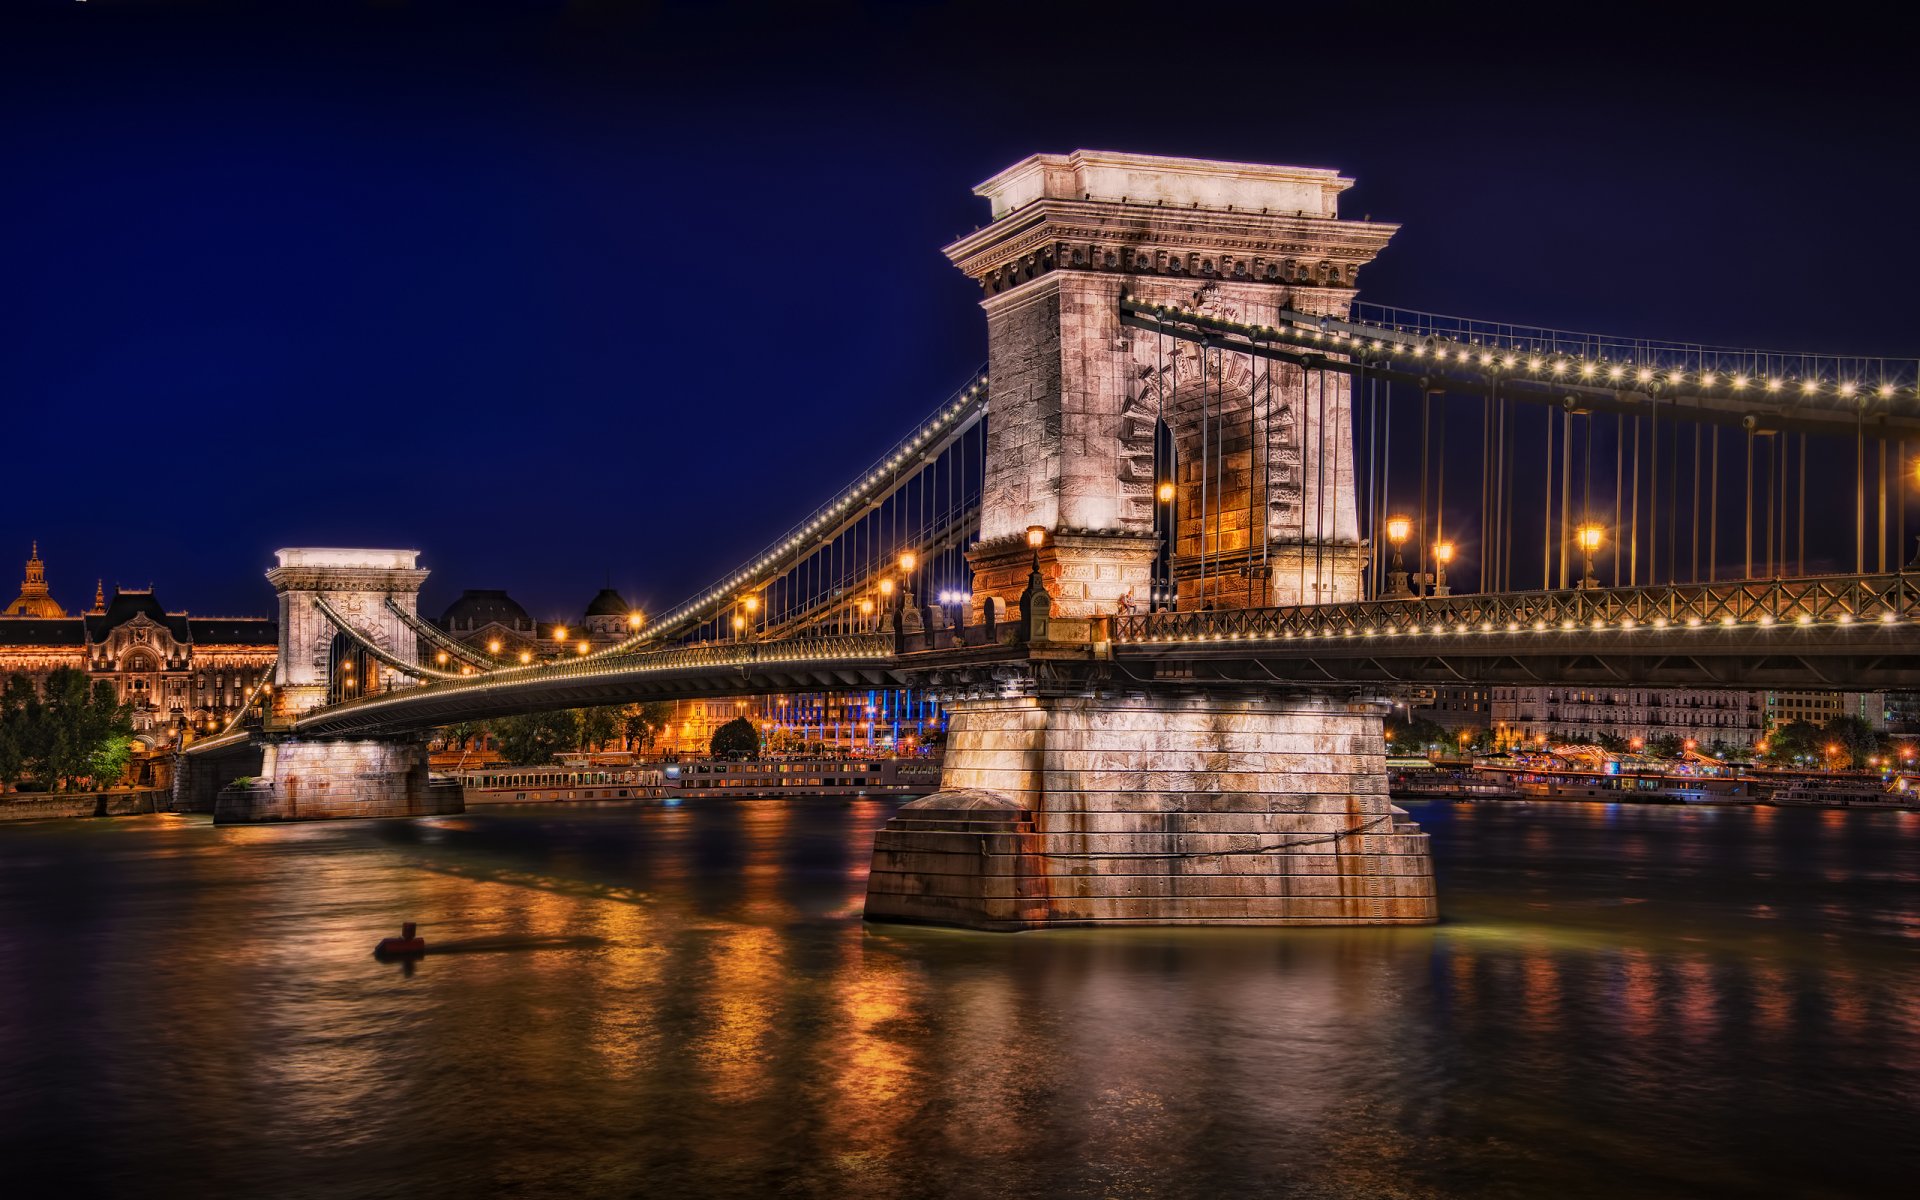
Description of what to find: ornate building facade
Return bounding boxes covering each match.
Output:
[0,546,277,751]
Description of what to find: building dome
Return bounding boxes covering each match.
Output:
[3,542,67,619]
[439,589,533,632]
[584,588,630,618]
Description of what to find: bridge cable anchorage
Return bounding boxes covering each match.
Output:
[310,595,466,681]
[383,597,499,671]
[978,813,1397,860]
[558,368,989,660]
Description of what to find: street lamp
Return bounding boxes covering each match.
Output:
[1576,523,1605,589]
[553,625,568,642]
[1433,541,1455,596]
[519,650,532,665]
[627,611,645,630]
[1157,481,1175,504]
[1384,515,1412,596]
[487,640,502,654]
[1026,524,1046,572]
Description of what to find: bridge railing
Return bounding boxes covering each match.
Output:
[1111,573,1920,644]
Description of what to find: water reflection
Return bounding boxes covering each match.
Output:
[0,799,1916,1197]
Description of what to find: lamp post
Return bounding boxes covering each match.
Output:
[1432,541,1455,597]
[1576,523,1605,590]
[1020,525,1052,642]
[1384,515,1412,597]
[1155,481,1176,611]
[897,552,922,633]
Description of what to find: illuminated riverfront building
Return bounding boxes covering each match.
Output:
[654,690,946,757]
[0,545,276,753]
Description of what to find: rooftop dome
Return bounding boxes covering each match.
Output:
[584,588,630,618]
[440,589,533,632]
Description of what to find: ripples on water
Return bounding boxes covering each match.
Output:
[1,799,1916,1198]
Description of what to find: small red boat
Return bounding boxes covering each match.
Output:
[374,922,427,957]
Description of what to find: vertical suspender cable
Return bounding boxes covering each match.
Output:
[1419,385,1431,597]
[1878,434,1888,574]
[1691,420,1701,582]
[1628,416,1640,586]
[1551,405,1566,587]
[1744,425,1754,580]
[1381,379,1392,597]
[1541,400,1553,591]
[1899,437,1907,573]
[1857,408,1867,574]
[1199,344,1211,605]
[1413,385,1428,595]
[1648,392,1660,585]
[1765,431,1777,577]
[1262,355,1273,582]
[1430,387,1443,591]
[1666,408,1679,584]
[1314,367,1328,599]
[1614,411,1624,588]
[1708,426,1719,583]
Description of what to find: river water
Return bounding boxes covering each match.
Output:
[1,798,1916,1198]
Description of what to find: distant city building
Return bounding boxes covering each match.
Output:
[1489,686,1766,748]
[433,587,636,663]
[1415,682,1894,748]
[0,545,276,753]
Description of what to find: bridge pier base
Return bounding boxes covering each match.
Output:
[213,737,462,824]
[864,690,1435,930]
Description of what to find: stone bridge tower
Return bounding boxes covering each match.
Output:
[944,150,1396,614]
[864,153,1434,931]
[265,548,429,719]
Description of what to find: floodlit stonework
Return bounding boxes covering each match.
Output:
[867,151,1434,929]
[208,548,460,825]
[865,690,1435,929]
[944,149,1395,614]
[266,547,430,718]
[214,737,457,824]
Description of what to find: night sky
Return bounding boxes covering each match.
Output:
[5,2,1917,622]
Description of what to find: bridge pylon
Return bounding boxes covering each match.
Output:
[944,150,1395,617]
[865,152,1433,928]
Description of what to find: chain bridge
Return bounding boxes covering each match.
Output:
[180,150,1920,932]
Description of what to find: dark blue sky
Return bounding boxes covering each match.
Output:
[5,2,1916,620]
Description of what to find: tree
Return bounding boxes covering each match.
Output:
[625,701,676,753]
[1767,720,1822,764]
[0,673,32,789]
[439,721,487,755]
[576,706,620,752]
[710,716,760,761]
[493,711,578,765]
[1822,715,1880,768]
[88,734,135,789]
[1385,714,1447,755]
[1647,733,1687,759]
